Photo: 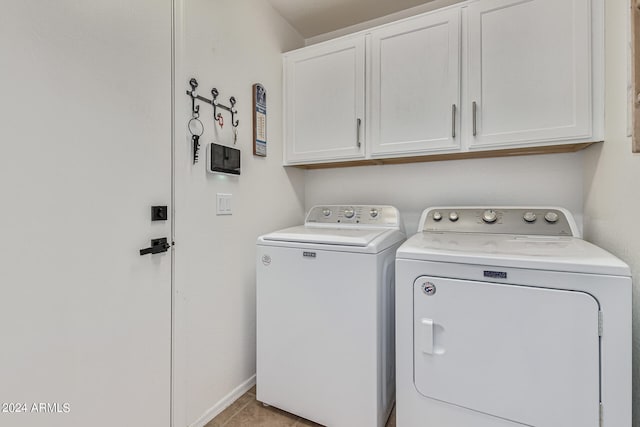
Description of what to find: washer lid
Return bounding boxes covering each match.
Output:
[397,232,630,276]
[261,225,392,247]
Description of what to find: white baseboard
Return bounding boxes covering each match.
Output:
[188,375,256,427]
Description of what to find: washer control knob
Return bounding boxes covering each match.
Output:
[344,208,355,219]
[544,211,559,223]
[449,211,459,222]
[482,209,498,223]
[322,208,332,217]
[432,211,443,222]
[523,212,537,223]
[369,208,379,218]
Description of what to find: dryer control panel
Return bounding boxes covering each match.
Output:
[419,207,577,236]
[306,205,400,228]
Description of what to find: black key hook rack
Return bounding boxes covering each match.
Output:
[186,78,239,127]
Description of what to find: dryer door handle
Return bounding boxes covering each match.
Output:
[420,318,434,355]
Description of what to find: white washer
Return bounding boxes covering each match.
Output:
[257,205,405,427]
[396,207,631,427]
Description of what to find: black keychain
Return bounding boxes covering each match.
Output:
[188,115,204,164]
[187,78,205,164]
[192,134,201,163]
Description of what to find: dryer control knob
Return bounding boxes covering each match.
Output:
[344,208,355,219]
[322,208,332,217]
[523,212,537,223]
[433,211,443,221]
[482,209,498,223]
[449,211,459,222]
[544,211,559,223]
[370,208,379,218]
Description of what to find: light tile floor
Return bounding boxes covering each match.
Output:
[205,386,396,427]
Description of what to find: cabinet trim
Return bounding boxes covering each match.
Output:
[287,141,598,169]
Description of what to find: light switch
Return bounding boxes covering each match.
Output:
[216,193,232,215]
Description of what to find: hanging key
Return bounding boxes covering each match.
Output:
[192,134,201,164]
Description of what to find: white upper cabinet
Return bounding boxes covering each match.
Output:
[467,0,593,148]
[284,37,366,164]
[282,0,602,167]
[370,8,461,156]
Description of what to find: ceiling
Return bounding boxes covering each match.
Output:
[268,0,438,39]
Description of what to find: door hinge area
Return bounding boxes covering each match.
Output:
[599,402,603,427]
[598,311,603,337]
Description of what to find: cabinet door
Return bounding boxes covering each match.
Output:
[284,38,365,164]
[370,9,461,156]
[468,0,592,148]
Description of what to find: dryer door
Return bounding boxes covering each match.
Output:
[413,276,600,427]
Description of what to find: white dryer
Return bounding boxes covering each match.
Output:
[257,205,405,427]
[395,207,631,427]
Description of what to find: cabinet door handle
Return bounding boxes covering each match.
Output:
[356,118,362,148]
[472,101,478,137]
[451,104,457,138]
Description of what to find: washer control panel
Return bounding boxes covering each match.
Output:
[306,205,400,227]
[420,207,575,236]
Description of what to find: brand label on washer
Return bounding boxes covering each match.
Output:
[484,270,507,279]
[303,251,316,258]
[261,255,271,266]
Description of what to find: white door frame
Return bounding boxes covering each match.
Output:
[171,0,188,425]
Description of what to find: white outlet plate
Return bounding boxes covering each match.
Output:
[216,193,232,215]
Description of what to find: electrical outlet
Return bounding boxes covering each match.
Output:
[216,193,232,215]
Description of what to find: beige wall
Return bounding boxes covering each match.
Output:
[583,0,640,423]
[173,1,305,426]
[173,0,638,425]
[305,152,585,236]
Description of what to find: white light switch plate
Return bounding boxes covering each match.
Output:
[216,193,232,215]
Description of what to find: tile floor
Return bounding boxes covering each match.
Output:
[205,386,396,427]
